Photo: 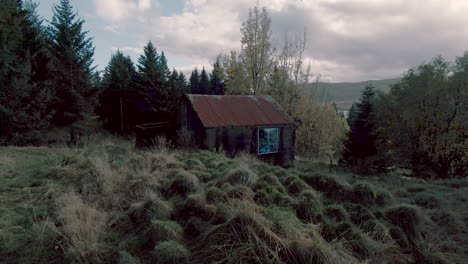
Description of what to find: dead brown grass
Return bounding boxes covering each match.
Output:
[56,192,107,262]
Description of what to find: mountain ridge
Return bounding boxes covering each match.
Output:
[305,78,401,110]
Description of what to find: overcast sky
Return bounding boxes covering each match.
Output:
[36,0,468,82]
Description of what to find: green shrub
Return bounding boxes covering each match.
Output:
[152,240,190,264]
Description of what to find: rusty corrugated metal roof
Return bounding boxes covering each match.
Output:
[185,94,295,128]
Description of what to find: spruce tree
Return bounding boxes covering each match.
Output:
[136,41,174,122]
[48,0,96,131]
[209,59,226,95]
[341,84,378,169]
[178,71,188,93]
[189,68,200,94]
[0,0,54,144]
[199,67,210,94]
[97,50,137,134]
[158,51,170,84]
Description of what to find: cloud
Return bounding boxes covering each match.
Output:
[93,0,468,81]
[111,46,143,54]
[94,0,155,29]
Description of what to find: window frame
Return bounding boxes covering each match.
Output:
[257,127,279,155]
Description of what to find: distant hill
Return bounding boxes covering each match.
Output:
[304,78,400,111]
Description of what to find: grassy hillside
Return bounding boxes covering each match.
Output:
[305,78,400,110]
[1,138,467,264]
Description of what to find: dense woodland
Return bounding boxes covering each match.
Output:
[0,0,466,178]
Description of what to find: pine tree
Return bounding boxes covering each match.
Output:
[189,68,200,94]
[136,41,174,122]
[199,67,210,94]
[97,50,137,134]
[341,84,378,169]
[178,72,188,93]
[209,58,225,95]
[158,51,170,84]
[48,0,96,131]
[0,0,54,144]
[137,41,162,89]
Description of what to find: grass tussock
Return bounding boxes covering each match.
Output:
[226,164,258,187]
[1,135,466,264]
[56,192,107,262]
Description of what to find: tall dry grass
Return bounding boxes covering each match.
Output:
[56,192,107,262]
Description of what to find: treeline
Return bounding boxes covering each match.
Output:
[0,0,226,142]
[0,0,98,144]
[342,56,467,178]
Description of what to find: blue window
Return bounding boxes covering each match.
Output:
[258,128,279,155]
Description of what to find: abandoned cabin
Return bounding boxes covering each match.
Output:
[180,94,296,167]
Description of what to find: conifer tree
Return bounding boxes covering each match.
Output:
[0,0,54,144]
[48,0,96,131]
[189,68,200,94]
[199,67,210,94]
[209,58,226,95]
[97,50,137,133]
[159,51,170,83]
[178,72,188,93]
[136,41,174,122]
[341,84,378,169]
